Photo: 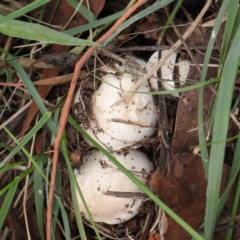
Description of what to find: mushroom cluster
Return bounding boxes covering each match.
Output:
[73,52,190,224]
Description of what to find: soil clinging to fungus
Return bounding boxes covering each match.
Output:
[74,149,153,224]
[74,55,158,151]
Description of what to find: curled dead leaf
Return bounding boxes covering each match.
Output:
[149,153,234,239]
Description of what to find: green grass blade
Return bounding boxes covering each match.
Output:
[45,158,50,208]
[0,183,18,229]
[0,18,99,46]
[55,196,71,240]
[226,173,240,239]
[52,166,61,235]
[204,23,240,240]
[65,0,136,37]
[67,0,96,22]
[0,166,33,196]
[215,133,240,238]
[7,56,58,136]
[4,37,73,240]
[0,162,24,174]
[158,0,183,42]
[219,0,239,65]
[0,0,49,23]
[68,117,204,240]
[0,112,51,168]
[196,133,240,148]
[3,126,47,179]
[4,127,61,239]
[229,139,240,182]
[64,10,127,36]
[91,72,219,95]
[69,0,136,54]
[61,135,96,240]
[103,0,173,46]
[71,185,88,240]
[198,0,230,176]
[34,153,45,240]
[196,135,240,236]
[52,99,61,140]
[0,142,13,152]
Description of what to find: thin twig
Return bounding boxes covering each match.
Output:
[110,45,218,52]
[0,100,32,130]
[0,74,75,87]
[165,7,202,74]
[46,1,146,239]
[0,79,18,118]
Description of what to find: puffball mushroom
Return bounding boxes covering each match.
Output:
[147,50,191,97]
[146,50,178,97]
[160,50,179,98]
[74,55,157,151]
[178,59,191,86]
[74,149,153,224]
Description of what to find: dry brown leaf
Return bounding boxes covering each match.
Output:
[149,232,161,240]
[170,87,213,156]
[149,153,234,239]
[35,130,46,154]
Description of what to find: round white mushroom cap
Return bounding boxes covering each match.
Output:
[147,50,179,97]
[160,49,178,97]
[74,55,157,151]
[146,50,159,90]
[178,59,190,86]
[147,50,191,97]
[74,149,153,224]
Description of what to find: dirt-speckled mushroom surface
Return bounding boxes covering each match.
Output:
[74,149,153,224]
[74,55,158,151]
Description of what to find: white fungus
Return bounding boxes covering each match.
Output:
[146,50,159,90]
[146,50,178,97]
[74,55,157,151]
[147,50,190,97]
[73,52,191,226]
[74,149,153,224]
[178,59,190,86]
[160,50,178,97]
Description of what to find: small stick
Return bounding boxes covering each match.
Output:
[103,190,147,198]
[46,1,146,239]
[110,45,218,52]
[0,74,75,87]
